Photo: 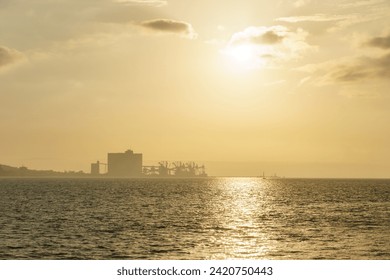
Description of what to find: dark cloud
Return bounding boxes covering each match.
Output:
[230,26,289,46]
[250,31,285,45]
[140,19,196,38]
[299,52,390,87]
[366,35,390,49]
[330,53,390,83]
[0,46,24,68]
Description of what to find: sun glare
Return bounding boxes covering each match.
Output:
[226,45,253,62]
[222,44,265,70]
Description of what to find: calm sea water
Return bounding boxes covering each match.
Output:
[0,178,389,259]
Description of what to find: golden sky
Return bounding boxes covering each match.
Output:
[1,0,390,177]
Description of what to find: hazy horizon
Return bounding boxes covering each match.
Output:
[2,158,390,179]
[1,0,390,178]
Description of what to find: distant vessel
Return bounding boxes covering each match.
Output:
[260,172,280,179]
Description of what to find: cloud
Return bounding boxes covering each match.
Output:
[365,35,390,49]
[277,7,384,32]
[230,26,288,46]
[276,14,352,23]
[139,19,197,39]
[0,46,24,69]
[339,0,385,8]
[113,0,167,7]
[276,13,373,32]
[223,25,314,67]
[252,30,285,45]
[298,53,390,85]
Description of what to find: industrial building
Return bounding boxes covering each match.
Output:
[107,149,143,177]
[90,149,206,177]
[90,161,100,176]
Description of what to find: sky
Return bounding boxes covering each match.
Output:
[1,0,390,177]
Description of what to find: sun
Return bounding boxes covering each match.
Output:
[225,45,253,62]
[222,44,264,69]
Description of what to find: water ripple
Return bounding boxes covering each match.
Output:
[0,177,389,259]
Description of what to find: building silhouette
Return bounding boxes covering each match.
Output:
[90,149,206,177]
[90,161,100,176]
[107,149,142,177]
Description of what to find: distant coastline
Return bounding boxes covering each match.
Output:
[0,163,88,178]
[0,163,208,178]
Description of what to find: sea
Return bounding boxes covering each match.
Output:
[0,177,389,260]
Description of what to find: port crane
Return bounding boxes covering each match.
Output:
[142,161,207,177]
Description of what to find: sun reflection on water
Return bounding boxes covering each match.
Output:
[206,177,272,259]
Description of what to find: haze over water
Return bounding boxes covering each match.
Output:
[0,178,388,259]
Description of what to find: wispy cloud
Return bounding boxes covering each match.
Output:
[297,32,390,86]
[330,54,390,82]
[113,0,167,7]
[276,14,352,23]
[139,19,197,39]
[339,0,385,8]
[277,12,381,33]
[278,0,389,32]
[298,53,390,86]
[0,46,25,70]
[223,25,314,68]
